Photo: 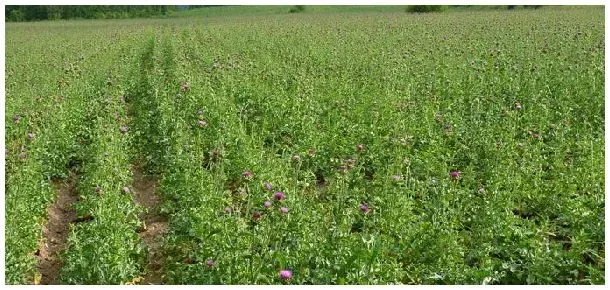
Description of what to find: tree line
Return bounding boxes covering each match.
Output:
[5,6,178,22]
[6,5,546,21]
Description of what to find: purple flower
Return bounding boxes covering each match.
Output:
[122,186,130,194]
[357,144,364,152]
[119,126,128,133]
[242,170,253,179]
[264,201,272,208]
[279,269,293,280]
[198,120,208,127]
[224,207,232,214]
[360,203,370,214]
[264,182,272,191]
[280,207,289,214]
[274,192,286,201]
[205,259,214,268]
[450,170,461,179]
[27,132,35,140]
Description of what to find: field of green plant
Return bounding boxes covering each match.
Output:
[4,6,604,285]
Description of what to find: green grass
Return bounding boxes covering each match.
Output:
[5,6,605,285]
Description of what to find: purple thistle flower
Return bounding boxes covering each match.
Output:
[264,201,272,208]
[224,207,232,214]
[450,170,461,179]
[280,207,289,214]
[274,192,286,201]
[205,259,214,268]
[198,120,208,127]
[264,182,272,191]
[242,170,253,179]
[119,126,128,133]
[279,269,293,280]
[360,203,370,214]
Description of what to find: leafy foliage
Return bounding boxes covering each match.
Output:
[5,6,604,285]
[289,6,306,13]
[406,5,447,13]
[5,5,174,22]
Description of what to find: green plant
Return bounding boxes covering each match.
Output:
[289,5,306,13]
[406,5,446,13]
[5,6,604,285]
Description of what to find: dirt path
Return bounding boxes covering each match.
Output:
[35,172,78,285]
[131,165,168,285]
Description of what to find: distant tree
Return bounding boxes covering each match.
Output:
[47,6,62,20]
[289,5,306,13]
[507,5,517,10]
[6,7,25,21]
[5,5,176,22]
[524,5,543,9]
[406,5,446,13]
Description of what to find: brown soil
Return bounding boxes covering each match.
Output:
[131,165,168,285]
[35,171,78,285]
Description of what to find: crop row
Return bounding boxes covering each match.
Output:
[5,24,151,284]
[58,36,147,283]
[5,30,134,284]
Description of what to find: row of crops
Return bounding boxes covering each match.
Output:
[5,7,605,284]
